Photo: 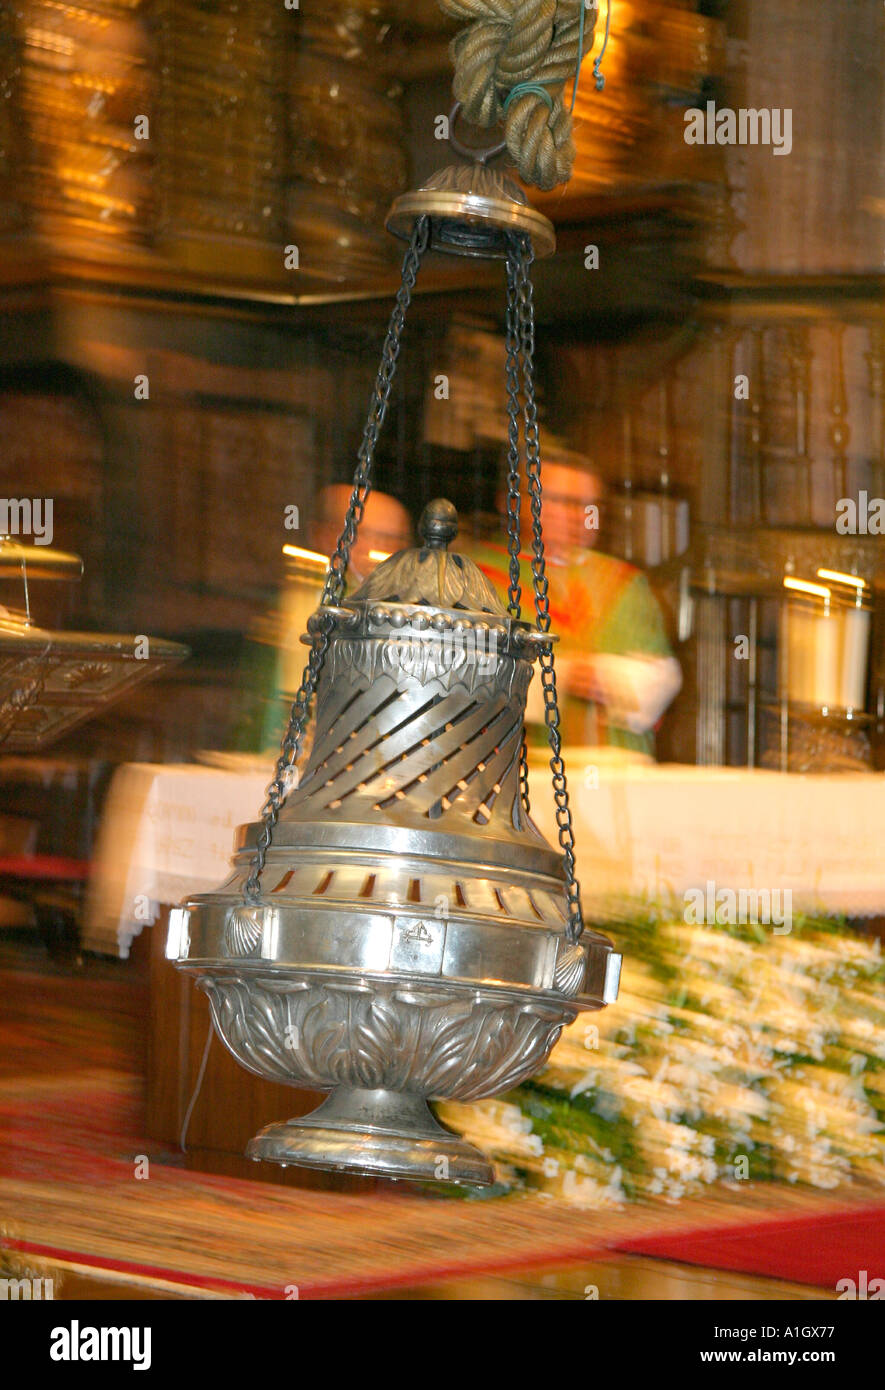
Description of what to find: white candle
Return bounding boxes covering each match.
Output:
[785,588,839,707]
[811,600,840,707]
[785,578,871,712]
[839,604,870,710]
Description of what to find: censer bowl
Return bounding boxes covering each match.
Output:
[171,830,617,1187]
[195,966,581,1185]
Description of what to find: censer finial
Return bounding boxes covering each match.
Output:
[418,497,458,549]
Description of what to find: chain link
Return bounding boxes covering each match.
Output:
[243,216,430,902]
[509,231,585,943]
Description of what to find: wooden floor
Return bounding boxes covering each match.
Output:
[4,1248,827,1302]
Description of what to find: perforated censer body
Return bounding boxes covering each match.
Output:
[168,169,621,1187]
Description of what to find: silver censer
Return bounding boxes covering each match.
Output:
[168,165,622,1187]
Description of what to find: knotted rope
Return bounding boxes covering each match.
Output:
[439,0,599,190]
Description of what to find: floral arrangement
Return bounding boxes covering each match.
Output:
[439,910,885,1205]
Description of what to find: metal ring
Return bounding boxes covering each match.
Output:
[447,101,507,166]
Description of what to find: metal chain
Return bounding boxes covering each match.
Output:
[512,232,584,942]
[243,216,430,903]
[517,719,532,819]
[504,245,533,819]
[503,250,523,619]
[323,215,430,608]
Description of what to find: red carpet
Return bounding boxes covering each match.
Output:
[614,1205,885,1289]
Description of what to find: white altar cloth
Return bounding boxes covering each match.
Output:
[83,756,885,958]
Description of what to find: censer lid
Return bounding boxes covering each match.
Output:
[350,498,505,616]
[304,497,554,662]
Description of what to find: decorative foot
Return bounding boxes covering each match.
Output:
[246,1086,494,1186]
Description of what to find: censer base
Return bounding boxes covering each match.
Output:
[245,1086,494,1187]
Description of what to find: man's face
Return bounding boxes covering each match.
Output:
[313,487,412,580]
[349,495,412,576]
[532,462,604,556]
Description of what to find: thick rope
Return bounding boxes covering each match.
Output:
[440,0,597,190]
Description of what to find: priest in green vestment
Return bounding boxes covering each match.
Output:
[469,454,682,757]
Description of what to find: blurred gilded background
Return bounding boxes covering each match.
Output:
[2,1,885,775]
